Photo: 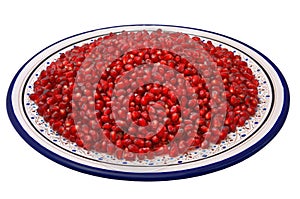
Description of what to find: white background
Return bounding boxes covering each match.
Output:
[0,0,299,198]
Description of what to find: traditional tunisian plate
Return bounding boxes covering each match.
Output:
[7,24,289,181]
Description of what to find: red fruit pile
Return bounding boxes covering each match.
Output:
[29,30,259,160]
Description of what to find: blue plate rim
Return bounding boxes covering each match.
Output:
[6,24,290,181]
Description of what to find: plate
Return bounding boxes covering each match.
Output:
[6,24,289,181]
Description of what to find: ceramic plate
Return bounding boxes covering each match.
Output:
[7,24,289,181]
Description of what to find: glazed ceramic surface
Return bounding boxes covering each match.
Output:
[7,25,289,180]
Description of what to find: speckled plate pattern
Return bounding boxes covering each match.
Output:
[7,24,289,181]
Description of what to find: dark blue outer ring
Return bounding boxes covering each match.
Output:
[6,24,290,181]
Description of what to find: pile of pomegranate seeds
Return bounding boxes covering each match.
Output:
[29,30,259,161]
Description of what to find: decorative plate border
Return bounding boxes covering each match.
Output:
[7,24,289,181]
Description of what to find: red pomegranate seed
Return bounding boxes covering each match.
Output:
[29,30,259,161]
[128,144,139,153]
[169,144,179,157]
[124,150,136,161]
[115,148,123,159]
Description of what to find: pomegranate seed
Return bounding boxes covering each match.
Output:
[171,113,179,122]
[133,139,144,147]
[115,148,123,159]
[124,150,136,161]
[29,29,259,161]
[169,144,179,157]
[128,144,139,153]
[201,140,209,149]
[138,118,147,126]
[238,117,247,126]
